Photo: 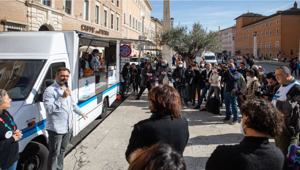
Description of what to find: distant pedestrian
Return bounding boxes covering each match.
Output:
[157,60,172,84]
[121,63,130,101]
[289,59,298,76]
[135,63,156,100]
[172,61,188,106]
[126,85,189,161]
[130,63,141,95]
[172,55,176,66]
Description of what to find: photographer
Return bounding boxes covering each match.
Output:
[273,66,300,154]
[219,63,240,125]
[262,72,280,101]
[172,61,188,107]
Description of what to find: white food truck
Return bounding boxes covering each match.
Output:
[0,31,120,170]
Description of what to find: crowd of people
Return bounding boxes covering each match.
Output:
[1,54,300,170]
[122,55,300,170]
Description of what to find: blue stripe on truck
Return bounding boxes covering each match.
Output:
[20,119,46,141]
[77,83,119,108]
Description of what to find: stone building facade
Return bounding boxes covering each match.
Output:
[220,26,236,56]
[235,2,300,59]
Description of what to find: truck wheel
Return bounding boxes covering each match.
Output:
[100,98,108,119]
[18,141,48,170]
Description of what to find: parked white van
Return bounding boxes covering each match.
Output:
[0,31,120,170]
[195,51,217,64]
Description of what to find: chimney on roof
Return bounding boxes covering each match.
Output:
[218,26,220,31]
[294,1,297,9]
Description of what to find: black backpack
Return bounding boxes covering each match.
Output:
[286,100,300,136]
[206,97,220,115]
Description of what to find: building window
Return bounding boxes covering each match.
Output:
[111,14,114,29]
[83,0,89,20]
[261,24,263,28]
[266,23,268,27]
[129,15,131,27]
[136,20,137,30]
[104,10,107,27]
[42,0,51,7]
[133,17,135,28]
[95,5,99,24]
[266,42,268,49]
[116,16,119,31]
[261,42,263,49]
[266,31,268,36]
[257,26,259,29]
[276,41,279,48]
[243,35,244,40]
[276,19,279,24]
[111,0,114,4]
[276,28,279,34]
[124,13,126,24]
[261,32,263,37]
[269,30,272,35]
[269,21,272,26]
[65,0,71,14]
[117,0,119,7]
[269,42,272,49]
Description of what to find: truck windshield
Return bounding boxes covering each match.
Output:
[205,56,216,60]
[0,60,45,101]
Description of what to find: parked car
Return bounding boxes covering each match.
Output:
[271,57,278,61]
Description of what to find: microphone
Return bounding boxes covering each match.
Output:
[65,82,68,88]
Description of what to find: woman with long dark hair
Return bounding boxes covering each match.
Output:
[126,85,189,161]
[121,63,130,101]
[130,63,141,95]
[135,63,156,100]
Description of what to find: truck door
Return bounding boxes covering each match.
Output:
[35,62,67,122]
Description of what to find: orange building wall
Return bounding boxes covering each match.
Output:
[235,14,300,59]
[281,15,300,58]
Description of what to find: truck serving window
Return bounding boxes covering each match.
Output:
[0,60,45,101]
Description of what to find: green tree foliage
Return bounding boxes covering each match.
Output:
[156,22,221,63]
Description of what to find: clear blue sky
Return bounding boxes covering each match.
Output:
[150,0,297,31]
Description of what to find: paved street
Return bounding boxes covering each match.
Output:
[64,61,290,170]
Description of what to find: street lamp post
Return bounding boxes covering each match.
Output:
[253,32,257,59]
[232,36,235,57]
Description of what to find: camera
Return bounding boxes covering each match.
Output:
[255,86,272,98]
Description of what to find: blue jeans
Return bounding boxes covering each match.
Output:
[197,85,210,106]
[176,85,187,103]
[0,161,18,170]
[224,92,239,121]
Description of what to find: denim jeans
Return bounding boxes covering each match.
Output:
[175,85,187,103]
[47,130,73,170]
[197,85,210,106]
[0,161,18,170]
[224,92,239,121]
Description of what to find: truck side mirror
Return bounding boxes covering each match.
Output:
[34,93,43,103]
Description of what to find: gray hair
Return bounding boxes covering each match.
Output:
[276,66,291,74]
[252,65,258,70]
[0,89,7,114]
[163,60,167,64]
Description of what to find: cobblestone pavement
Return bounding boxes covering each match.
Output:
[65,61,283,170]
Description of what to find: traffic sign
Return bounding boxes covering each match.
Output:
[120,45,131,57]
